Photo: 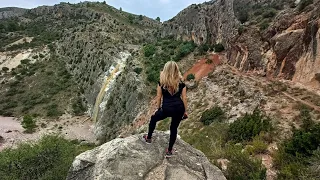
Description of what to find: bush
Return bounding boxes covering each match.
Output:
[2,67,9,72]
[247,136,268,155]
[214,43,225,52]
[238,11,249,24]
[198,44,209,55]
[21,59,31,64]
[228,109,272,142]
[187,73,195,81]
[39,54,45,58]
[144,44,156,57]
[175,41,196,60]
[133,67,143,74]
[46,104,63,117]
[72,97,86,116]
[21,115,37,133]
[285,124,320,157]
[259,20,269,30]
[298,0,313,11]
[0,136,94,180]
[200,106,225,125]
[262,9,277,18]
[225,144,267,180]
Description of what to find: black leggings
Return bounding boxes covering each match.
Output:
[147,106,184,151]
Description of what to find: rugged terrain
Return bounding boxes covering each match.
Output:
[161,0,320,92]
[0,0,320,180]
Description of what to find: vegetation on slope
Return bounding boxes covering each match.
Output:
[0,136,95,180]
[0,50,85,117]
[274,106,320,179]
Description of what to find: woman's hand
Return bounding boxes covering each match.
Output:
[182,112,188,120]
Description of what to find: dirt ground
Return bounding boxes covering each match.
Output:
[0,115,96,151]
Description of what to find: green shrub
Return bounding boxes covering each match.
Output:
[247,136,268,155]
[72,97,86,116]
[198,44,209,55]
[285,124,320,157]
[187,73,195,81]
[262,9,277,18]
[144,44,156,57]
[21,59,31,64]
[214,43,225,52]
[32,55,39,59]
[2,67,9,72]
[225,144,267,180]
[175,41,196,60]
[0,136,94,180]
[200,106,225,125]
[228,109,272,142]
[133,67,143,74]
[46,104,63,117]
[259,20,269,30]
[298,0,313,11]
[238,11,249,24]
[21,115,37,133]
[39,54,45,58]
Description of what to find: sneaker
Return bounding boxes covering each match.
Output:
[143,135,152,144]
[165,149,173,158]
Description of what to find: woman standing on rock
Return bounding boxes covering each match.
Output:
[144,61,188,157]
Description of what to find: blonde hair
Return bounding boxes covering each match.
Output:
[160,61,183,94]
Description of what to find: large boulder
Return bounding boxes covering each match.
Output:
[67,132,226,180]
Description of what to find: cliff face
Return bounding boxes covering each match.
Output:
[0,7,26,19]
[161,0,320,91]
[161,0,239,47]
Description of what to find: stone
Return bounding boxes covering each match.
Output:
[185,80,198,89]
[67,132,226,180]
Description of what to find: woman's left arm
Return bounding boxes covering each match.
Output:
[181,87,187,113]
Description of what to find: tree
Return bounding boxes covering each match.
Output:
[120,7,122,11]
[128,15,134,24]
[102,1,106,4]
[21,115,37,133]
[156,17,161,22]
[139,15,143,21]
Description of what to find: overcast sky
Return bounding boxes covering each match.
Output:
[0,0,208,21]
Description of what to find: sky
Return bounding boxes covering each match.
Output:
[0,0,208,21]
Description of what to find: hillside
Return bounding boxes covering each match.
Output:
[0,0,320,180]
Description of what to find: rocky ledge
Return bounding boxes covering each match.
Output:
[67,132,226,180]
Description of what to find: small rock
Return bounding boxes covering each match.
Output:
[0,136,5,143]
[185,80,198,89]
[5,130,12,133]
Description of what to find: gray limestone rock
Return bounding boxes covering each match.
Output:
[67,132,226,180]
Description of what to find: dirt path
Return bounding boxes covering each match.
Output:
[0,116,96,151]
[282,92,320,112]
[183,54,220,80]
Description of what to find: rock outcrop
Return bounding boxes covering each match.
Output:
[0,7,26,19]
[161,0,320,91]
[67,132,226,180]
[161,0,239,47]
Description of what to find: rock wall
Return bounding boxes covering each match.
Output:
[160,0,239,47]
[0,7,26,19]
[161,0,320,90]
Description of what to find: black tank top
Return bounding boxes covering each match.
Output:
[158,81,185,108]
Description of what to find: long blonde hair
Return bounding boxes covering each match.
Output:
[160,61,183,94]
